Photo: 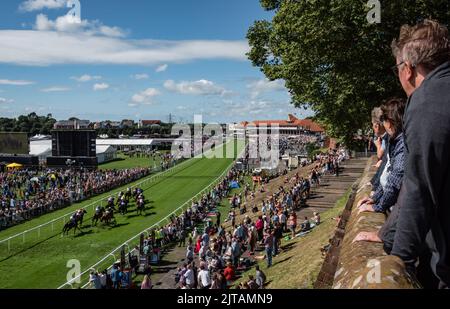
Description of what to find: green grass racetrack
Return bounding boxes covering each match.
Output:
[0,140,243,288]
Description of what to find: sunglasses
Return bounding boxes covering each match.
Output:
[391,61,405,77]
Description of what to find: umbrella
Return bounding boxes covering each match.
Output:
[6,163,23,169]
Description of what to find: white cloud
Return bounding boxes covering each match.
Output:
[132,74,149,80]
[19,0,66,12]
[93,83,109,91]
[98,25,127,38]
[0,97,14,104]
[0,31,248,66]
[0,79,35,86]
[247,78,286,99]
[156,64,168,73]
[131,88,160,105]
[33,14,127,38]
[164,79,229,96]
[218,99,298,119]
[41,86,71,92]
[71,74,102,82]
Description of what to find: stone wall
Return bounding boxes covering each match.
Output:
[331,157,420,289]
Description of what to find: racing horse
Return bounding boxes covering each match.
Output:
[136,195,146,216]
[100,207,117,226]
[62,209,87,235]
[118,198,128,215]
[92,206,105,226]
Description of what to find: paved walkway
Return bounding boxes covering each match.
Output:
[151,158,368,289]
[301,159,367,218]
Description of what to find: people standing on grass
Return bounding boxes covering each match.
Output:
[197,264,211,289]
[223,262,235,287]
[110,264,120,289]
[264,229,274,268]
[141,275,152,289]
[89,271,102,289]
[95,148,349,289]
[288,212,297,238]
[183,264,195,289]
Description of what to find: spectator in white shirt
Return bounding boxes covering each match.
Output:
[184,264,195,288]
[197,264,211,289]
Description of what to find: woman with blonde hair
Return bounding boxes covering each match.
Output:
[141,274,152,289]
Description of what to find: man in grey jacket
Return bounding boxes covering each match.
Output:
[390,19,450,288]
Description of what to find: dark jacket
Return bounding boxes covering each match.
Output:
[372,133,405,213]
[391,61,450,287]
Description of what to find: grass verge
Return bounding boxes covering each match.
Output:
[234,188,351,289]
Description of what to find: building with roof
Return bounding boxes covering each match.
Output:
[231,114,324,137]
[138,120,162,128]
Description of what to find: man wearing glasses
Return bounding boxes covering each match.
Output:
[390,19,450,289]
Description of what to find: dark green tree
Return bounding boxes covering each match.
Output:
[0,113,56,135]
[247,0,450,147]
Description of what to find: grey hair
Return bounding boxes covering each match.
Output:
[392,19,450,71]
[371,107,383,124]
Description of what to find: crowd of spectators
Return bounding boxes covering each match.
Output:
[86,144,349,290]
[279,134,321,156]
[0,167,151,229]
[172,148,347,289]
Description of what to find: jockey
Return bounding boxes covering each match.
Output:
[138,196,144,207]
[70,212,77,223]
[95,205,103,214]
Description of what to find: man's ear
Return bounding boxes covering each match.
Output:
[404,61,415,83]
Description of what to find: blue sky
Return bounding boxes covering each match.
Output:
[0,0,313,123]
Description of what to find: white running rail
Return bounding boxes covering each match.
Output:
[0,141,230,250]
[58,144,245,289]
